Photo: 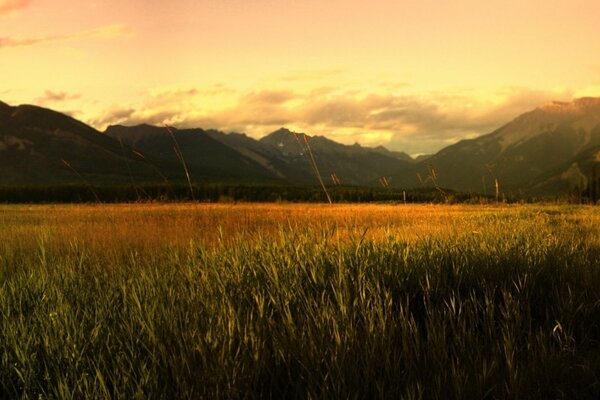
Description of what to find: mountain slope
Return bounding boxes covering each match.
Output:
[392,97,600,195]
[0,103,156,185]
[527,145,600,197]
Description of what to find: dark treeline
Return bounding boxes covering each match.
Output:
[2,183,598,204]
[0,184,492,204]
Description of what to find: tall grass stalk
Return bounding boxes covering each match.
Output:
[165,124,195,201]
[425,162,447,201]
[302,134,332,204]
[118,138,142,200]
[291,131,332,203]
[60,159,101,203]
[131,150,174,200]
[331,173,341,186]
[495,178,500,202]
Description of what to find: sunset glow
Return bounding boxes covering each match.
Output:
[2,0,600,154]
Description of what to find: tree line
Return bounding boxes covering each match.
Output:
[0,184,486,204]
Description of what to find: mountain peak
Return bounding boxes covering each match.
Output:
[264,127,310,141]
[272,127,293,135]
[259,127,307,152]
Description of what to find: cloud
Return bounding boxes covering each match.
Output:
[0,24,132,49]
[35,90,81,104]
[86,84,577,154]
[243,90,296,105]
[90,105,187,130]
[126,110,178,126]
[0,0,31,15]
[149,84,239,102]
[151,87,198,98]
[90,107,136,128]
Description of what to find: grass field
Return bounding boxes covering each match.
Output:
[1,203,599,398]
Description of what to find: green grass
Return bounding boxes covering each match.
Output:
[0,204,599,398]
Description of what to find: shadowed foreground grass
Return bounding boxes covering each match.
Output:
[0,204,599,398]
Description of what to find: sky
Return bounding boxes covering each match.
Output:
[2,0,600,155]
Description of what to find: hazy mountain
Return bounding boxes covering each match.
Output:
[0,102,155,185]
[392,97,600,196]
[259,128,414,185]
[370,146,414,162]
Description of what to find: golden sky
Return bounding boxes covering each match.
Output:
[2,0,600,154]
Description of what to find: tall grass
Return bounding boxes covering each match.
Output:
[118,138,143,200]
[0,204,599,398]
[292,132,332,204]
[165,124,195,200]
[60,159,101,203]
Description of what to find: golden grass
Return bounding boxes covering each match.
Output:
[1,203,597,256]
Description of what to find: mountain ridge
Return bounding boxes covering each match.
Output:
[0,98,598,199]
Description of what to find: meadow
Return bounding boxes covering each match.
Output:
[0,203,599,398]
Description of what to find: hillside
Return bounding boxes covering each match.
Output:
[0,103,155,185]
[393,97,600,197]
[528,145,600,198]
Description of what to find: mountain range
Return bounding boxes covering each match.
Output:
[1,97,599,199]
